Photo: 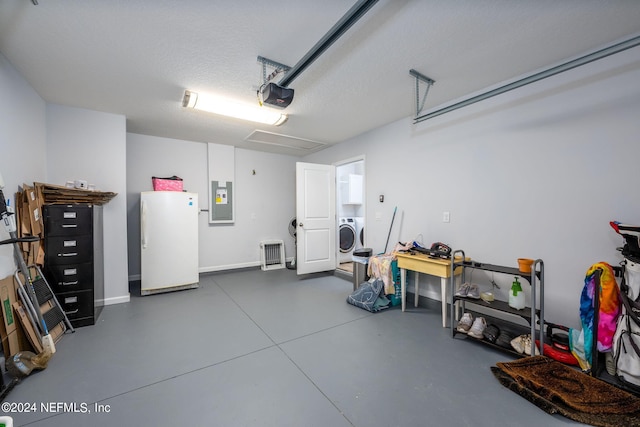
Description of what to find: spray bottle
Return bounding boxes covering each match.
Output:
[509,277,525,310]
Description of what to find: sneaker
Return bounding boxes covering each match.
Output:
[467,317,487,339]
[467,284,480,299]
[496,330,516,349]
[510,335,525,354]
[522,335,540,356]
[456,313,474,333]
[455,283,471,297]
[483,324,500,343]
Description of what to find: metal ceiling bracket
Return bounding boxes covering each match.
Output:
[410,69,435,117]
[257,56,291,84]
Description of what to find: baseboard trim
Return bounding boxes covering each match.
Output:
[199,261,262,273]
[98,294,131,306]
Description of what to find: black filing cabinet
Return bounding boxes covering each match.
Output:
[43,204,104,327]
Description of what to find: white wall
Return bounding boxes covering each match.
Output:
[0,52,47,277]
[0,53,129,305]
[126,133,298,278]
[46,105,129,305]
[305,46,640,328]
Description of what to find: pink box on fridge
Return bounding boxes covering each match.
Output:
[152,176,183,191]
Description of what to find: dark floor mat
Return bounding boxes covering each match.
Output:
[492,355,640,427]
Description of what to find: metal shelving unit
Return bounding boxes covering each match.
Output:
[449,249,545,356]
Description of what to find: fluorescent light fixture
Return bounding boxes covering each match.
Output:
[182,90,287,126]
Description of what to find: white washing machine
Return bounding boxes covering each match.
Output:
[353,217,365,249]
[339,217,357,263]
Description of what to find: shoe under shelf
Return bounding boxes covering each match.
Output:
[453,296,541,324]
[453,309,543,358]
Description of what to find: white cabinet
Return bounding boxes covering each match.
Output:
[342,174,363,205]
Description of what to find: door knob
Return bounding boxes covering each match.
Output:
[298,222,303,228]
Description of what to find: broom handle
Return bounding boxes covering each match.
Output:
[384,206,397,254]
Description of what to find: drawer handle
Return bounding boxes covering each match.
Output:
[65,309,79,315]
[59,252,78,257]
[62,224,78,228]
[61,281,79,286]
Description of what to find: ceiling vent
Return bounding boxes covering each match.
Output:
[245,130,325,151]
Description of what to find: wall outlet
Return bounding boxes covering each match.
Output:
[375,212,382,221]
[442,211,450,223]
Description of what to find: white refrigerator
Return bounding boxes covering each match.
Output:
[140,191,199,295]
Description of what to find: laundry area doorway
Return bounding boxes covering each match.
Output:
[336,157,365,275]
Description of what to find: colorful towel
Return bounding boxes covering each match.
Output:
[570,262,621,368]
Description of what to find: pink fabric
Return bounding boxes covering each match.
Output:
[152,177,183,191]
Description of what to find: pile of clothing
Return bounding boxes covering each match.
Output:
[346,242,412,312]
[346,278,390,312]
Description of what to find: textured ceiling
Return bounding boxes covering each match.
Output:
[1,0,640,156]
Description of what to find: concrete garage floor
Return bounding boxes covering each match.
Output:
[3,268,583,426]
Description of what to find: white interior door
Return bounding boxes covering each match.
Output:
[296,162,336,275]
